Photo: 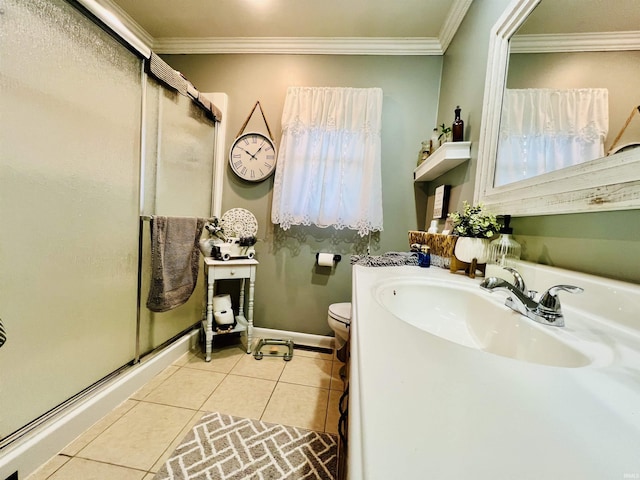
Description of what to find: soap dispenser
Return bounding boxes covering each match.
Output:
[488,215,521,268]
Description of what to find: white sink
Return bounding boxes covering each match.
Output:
[374,278,609,368]
[352,264,640,480]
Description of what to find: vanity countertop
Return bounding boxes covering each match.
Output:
[348,263,640,480]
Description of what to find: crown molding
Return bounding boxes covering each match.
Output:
[510,31,640,53]
[90,0,154,53]
[439,0,474,53]
[152,37,443,55]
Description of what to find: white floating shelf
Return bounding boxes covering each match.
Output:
[413,141,471,182]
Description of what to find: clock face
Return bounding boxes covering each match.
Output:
[229,132,277,182]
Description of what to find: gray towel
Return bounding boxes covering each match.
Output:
[146,216,206,313]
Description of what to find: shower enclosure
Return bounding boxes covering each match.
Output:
[0,0,219,443]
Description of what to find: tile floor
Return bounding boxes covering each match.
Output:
[26,341,344,480]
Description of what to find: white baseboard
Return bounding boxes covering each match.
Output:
[253,327,335,351]
[0,330,199,480]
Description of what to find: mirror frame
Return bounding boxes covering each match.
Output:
[474,0,640,216]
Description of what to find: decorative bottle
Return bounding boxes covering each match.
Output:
[419,245,431,268]
[452,105,464,142]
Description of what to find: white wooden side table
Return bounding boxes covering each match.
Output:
[203,257,258,362]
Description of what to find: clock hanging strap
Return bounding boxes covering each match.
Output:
[607,105,640,155]
[236,101,275,141]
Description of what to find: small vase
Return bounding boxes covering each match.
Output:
[454,237,490,264]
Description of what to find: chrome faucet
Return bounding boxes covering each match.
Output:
[480,269,583,327]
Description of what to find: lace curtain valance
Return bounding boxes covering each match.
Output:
[495,88,609,186]
[271,86,384,236]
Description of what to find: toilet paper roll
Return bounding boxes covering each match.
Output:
[317,253,335,267]
[214,310,234,326]
[213,294,232,311]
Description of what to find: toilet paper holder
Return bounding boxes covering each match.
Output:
[316,253,342,264]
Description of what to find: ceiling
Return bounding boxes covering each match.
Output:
[100,0,471,55]
[100,0,640,56]
[109,0,455,39]
[517,0,640,35]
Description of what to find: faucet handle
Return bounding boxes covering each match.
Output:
[503,267,527,294]
[538,285,584,313]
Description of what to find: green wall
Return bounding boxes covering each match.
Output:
[430,0,640,284]
[164,0,640,344]
[163,54,443,334]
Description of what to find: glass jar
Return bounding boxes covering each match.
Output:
[488,215,521,267]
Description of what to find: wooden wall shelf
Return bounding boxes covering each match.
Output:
[413,141,471,182]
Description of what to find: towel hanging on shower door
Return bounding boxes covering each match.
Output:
[146,216,206,313]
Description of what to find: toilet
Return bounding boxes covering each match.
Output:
[328,302,351,360]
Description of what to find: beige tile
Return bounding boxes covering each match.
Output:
[77,402,195,470]
[261,383,329,431]
[330,361,346,391]
[62,399,139,455]
[150,411,204,472]
[229,351,285,381]
[143,474,157,480]
[293,347,334,361]
[280,356,333,389]
[201,374,276,419]
[25,454,70,480]
[47,457,146,480]
[183,345,245,374]
[325,389,343,435]
[143,367,226,409]
[130,365,180,400]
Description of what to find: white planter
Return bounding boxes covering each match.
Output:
[454,237,490,264]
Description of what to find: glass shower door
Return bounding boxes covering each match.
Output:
[137,78,217,353]
[0,0,142,439]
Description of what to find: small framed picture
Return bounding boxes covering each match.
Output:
[433,184,450,219]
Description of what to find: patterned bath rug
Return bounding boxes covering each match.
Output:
[153,412,338,480]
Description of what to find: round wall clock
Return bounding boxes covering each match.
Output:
[229,131,277,182]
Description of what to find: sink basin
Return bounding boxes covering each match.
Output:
[374,278,603,368]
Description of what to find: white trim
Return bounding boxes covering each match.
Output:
[252,327,335,351]
[438,0,474,53]
[474,0,539,207]
[205,93,228,218]
[153,37,444,56]
[0,331,198,480]
[75,0,152,58]
[91,0,155,52]
[511,31,640,53]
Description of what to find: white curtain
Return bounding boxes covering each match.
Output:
[271,86,383,236]
[495,88,609,186]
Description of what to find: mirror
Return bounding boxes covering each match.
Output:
[475,0,640,216]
